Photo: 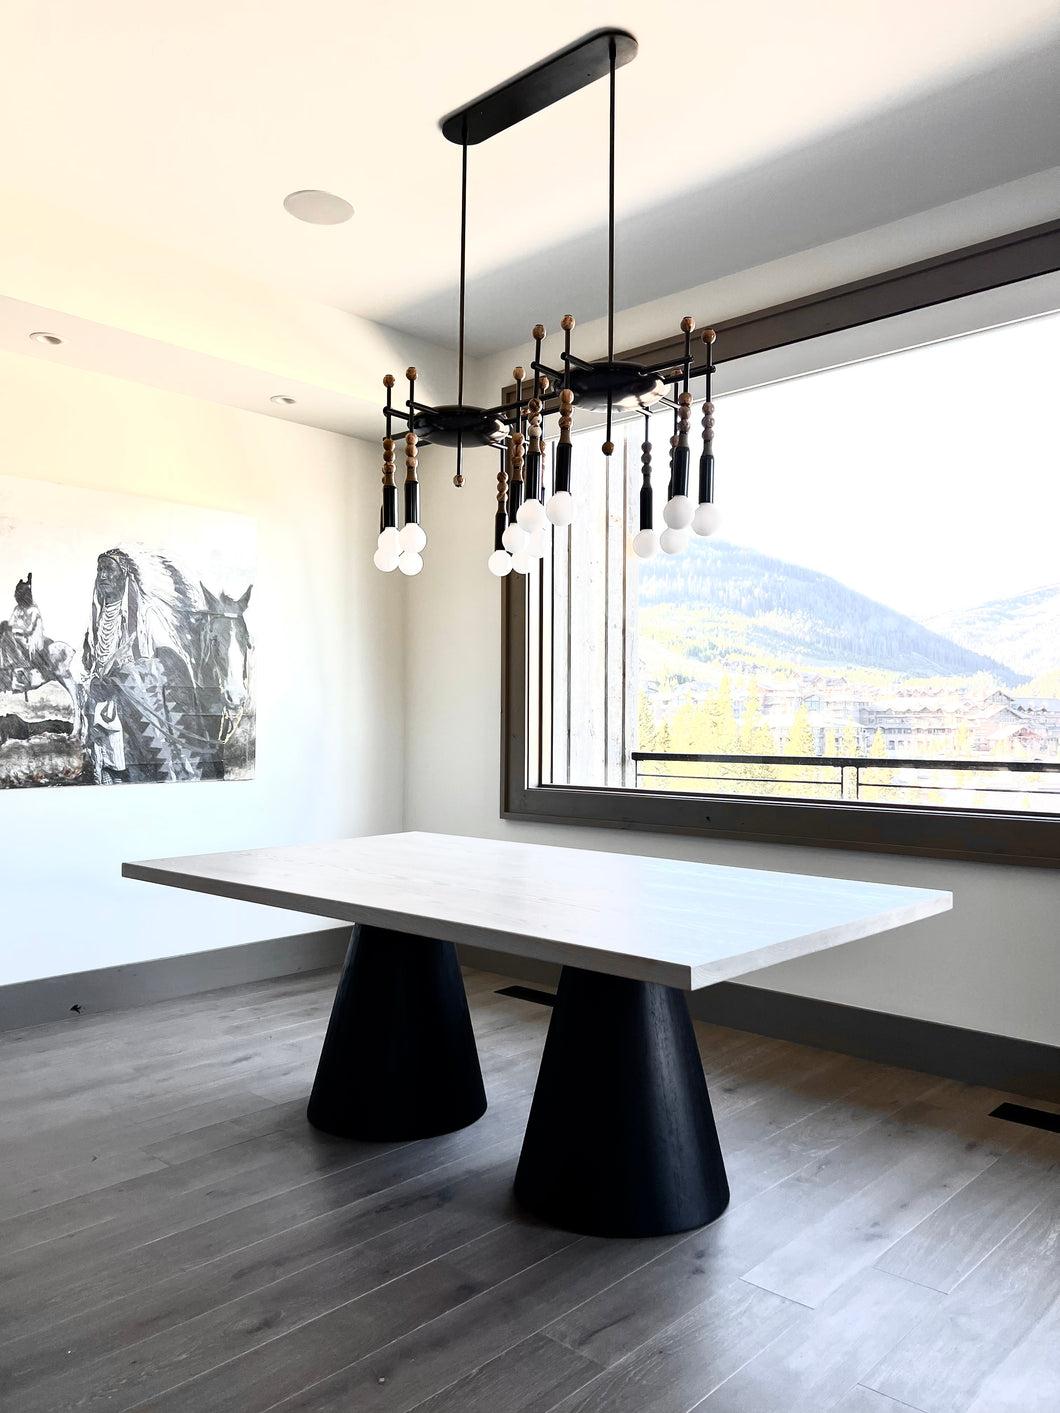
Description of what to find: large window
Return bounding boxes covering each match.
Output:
[503,225,1060,866]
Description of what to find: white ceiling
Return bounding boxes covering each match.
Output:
[3,0,1060,357]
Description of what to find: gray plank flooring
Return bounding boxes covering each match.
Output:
[0,964,1057,1412]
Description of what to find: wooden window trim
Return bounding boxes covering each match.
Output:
[500,220,1060,867]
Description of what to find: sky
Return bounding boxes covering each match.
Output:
[638,309,1060,623]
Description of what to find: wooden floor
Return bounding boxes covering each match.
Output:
[1,968,1058,1413]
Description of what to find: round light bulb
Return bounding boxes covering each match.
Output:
[659,526,690,556]
[516,498,547,533]
[511,548,534,575]
[545,491,574,526]
[529,528,549,559]
[399,521,427,554]
[632,529,658,559]
[692,502,721,537]
[487,549,513,577]
[397,550,423,576]
[377,525,401,554]
[373,548,400,573]
[501,522,528,554]
[663,494,694,529]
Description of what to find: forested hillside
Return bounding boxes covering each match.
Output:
[927,584,1060,679]
[637,539,1022,683]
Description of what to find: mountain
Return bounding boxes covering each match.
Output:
[637,539,1024,683]
[925,585,1060,679]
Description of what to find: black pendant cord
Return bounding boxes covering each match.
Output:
[606,37,616,364]
[455,125,469,487]
[699,329,717,506]
[602,37,617,461]
[458,131,468,407]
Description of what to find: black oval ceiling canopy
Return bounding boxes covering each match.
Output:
[440,28,638,145]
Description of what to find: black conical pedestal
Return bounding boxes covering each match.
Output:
[307,924,487,1141]
[513,966,729,1237]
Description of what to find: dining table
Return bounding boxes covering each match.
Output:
[123,831,952,1237]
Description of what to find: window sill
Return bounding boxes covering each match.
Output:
[502,781,1060,868]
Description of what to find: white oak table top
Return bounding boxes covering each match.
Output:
[123,832,952,991]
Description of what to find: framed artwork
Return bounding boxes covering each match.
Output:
[0,476,256,789]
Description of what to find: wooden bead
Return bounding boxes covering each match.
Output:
[528,398,541,415]
[513,366,525,381]
[539,376,550,392]
[679,391,693,405]
[681,316,695,333]
[701,329,717,344]
[602,441,614,456]
[560,387,574,403]
[532,324,546,340]
[405,431,416,444]
[383,438,394,452]
[453,473,464,487]
[406,366,418,380]
[561,314,575,331]
[383,374,396,388]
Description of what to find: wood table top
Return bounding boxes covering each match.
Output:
[123,831,952,990]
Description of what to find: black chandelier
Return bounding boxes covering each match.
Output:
[374,29,720,578]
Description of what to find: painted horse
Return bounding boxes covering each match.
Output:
[196,585,253,752]
[0,573,83,736]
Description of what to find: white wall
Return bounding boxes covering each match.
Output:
[0,351,403,986]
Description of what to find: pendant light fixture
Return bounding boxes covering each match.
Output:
[375,28,720,576]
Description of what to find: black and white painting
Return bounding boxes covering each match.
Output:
[0,475,256,788]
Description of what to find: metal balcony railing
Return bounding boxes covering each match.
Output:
[630,751,1060,808]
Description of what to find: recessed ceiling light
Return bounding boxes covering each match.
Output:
[270,394,296,406]
[30,331,63,346]
[283,189,354,225]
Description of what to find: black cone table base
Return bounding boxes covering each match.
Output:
[514,966,729,1237]
[307,924,487,1141]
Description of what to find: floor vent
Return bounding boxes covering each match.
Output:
[990,1102,1060,1134]
[495,985,557,1007]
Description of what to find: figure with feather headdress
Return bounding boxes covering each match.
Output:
[82,545,219,783]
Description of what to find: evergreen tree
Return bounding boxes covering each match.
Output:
[954,720,970,759]
[842,719,859,757]
[655,720,673,781]
[786,704,814,757]
[711,674,738,755]
[749,718,779,790]
[637,693,656,752]
[729,679,774,787]
[953,719,973,794]
[864,726,894,801]
[670,694,701,754]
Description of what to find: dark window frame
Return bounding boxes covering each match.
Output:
[501,219,1060,867]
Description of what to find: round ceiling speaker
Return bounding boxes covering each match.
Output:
[283,190,354,225]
